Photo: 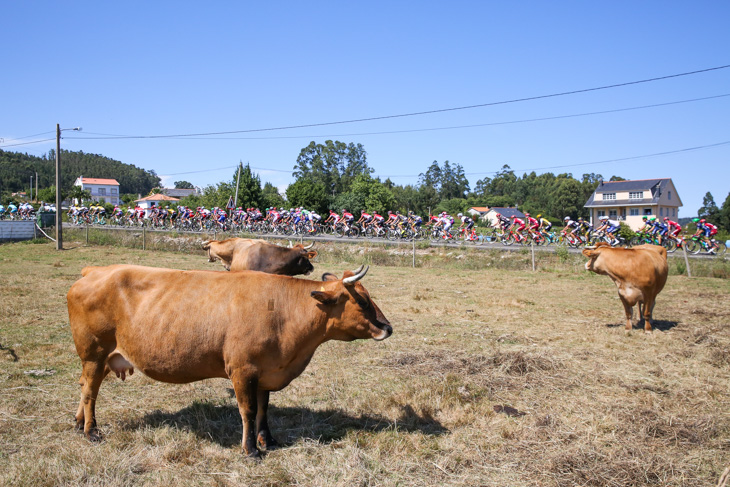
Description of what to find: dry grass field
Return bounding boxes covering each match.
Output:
[1,239,729,486]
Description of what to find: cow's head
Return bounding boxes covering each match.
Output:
[582,242,612,273]
[310,265,392,342]
[287,242,317,276]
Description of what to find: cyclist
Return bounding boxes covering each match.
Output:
[341,209,354,233]
[493,212,510,233]
[440,212,454,239]
[358,210,373,229]
[508,215,526,243]
[638,215,653,235]
[385,210,399,228]
[457,213,475,240]
[648,216,667,245]
[663,216,682,241]
[525,213,539,241]
[562,216,580,241]
[408,211,423,233]
[694,219,719,253]
[324,209,340,229]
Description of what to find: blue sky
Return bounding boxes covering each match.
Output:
[2,2,728,215]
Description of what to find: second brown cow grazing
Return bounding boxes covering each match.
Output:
[582,242,668,332]
[202,238,317,276]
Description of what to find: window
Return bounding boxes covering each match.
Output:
[609,210,617,219]
[660,207,664,216]
[111,188,118,195]
[644,208,652,215]
[672,208,675,217]
[630,208,639,216]
[602,193,616,201]
[597,210,605,218]
[668,191,672,200]
[629,191,643,199]
[98,188,106,196]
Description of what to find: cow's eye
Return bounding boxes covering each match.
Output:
[357,299,370,310]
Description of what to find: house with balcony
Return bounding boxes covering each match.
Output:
[584,178,682,230]
[73,177,121,205]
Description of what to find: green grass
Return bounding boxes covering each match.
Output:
[1,239,729,486]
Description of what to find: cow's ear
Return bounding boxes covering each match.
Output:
[322,272,338,281]
[306,251,318,259]
[311,290,338,305]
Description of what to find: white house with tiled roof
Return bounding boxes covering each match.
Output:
[74,177,121,205]
[584,178,682,230]
[134,194,180,217]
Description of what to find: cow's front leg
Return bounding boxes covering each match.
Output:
[230,369,260,459]
[256,389,279,451]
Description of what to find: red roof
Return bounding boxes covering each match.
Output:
[470,207,489,212]
[80,178,120,186]
[135,194,180,202]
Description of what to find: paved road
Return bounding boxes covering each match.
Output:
[67,223,724,260]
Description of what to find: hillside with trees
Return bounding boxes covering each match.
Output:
[0,149,160,197]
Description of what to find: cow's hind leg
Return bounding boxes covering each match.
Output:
[255,389,279,451]
[642,295,656,333]
[76,360,109,441]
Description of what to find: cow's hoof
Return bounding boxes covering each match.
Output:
[257,435,280,451]
[245,449,262,461]
[86,429,103,443]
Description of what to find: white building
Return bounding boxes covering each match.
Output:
[134,194,180,217]
[74,177,121,205]
[584,178,683,230]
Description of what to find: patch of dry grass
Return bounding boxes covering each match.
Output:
[1,239,729,486]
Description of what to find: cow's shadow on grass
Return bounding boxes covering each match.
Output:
[605,320,678,332]
[121,399,448,449]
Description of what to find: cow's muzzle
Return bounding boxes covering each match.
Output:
[373,323,392,341]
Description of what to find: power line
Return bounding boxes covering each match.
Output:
[380,140,730,179]
[55,64,730,140]
[69,93,729,141]
[0,138,56,148]
[158,139,730,179]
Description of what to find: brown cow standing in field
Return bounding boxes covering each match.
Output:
[67,264,391,458]
[202,238,317,276]
[582,242,668,332]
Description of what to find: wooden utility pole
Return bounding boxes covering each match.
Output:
[55,124,62,250]
[234,162,242,208]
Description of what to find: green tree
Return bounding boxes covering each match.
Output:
[236,164,264,210]
[698,192,719,220]
[174,181,194,189]
[349,174,395,214]
[292,140,371,195]
[286,179,328,214]
[262,182,285,209]
[717,192,730,231]
[68,185,92,204]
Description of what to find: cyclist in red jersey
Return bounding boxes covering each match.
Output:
[663,217,681,238]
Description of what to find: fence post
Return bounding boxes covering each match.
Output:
[531,240,536,272]
[682,243,692,278]
[412,238,416,268]
[143,227,146,251]
[86,224,89,245]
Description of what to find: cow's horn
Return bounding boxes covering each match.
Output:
[343,265,368,284]
[288,240,294,248]
[302,242,314,250]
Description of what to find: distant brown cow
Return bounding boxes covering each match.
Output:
[67,264,391,458]
[582,242,668,332]
[202,238,317,276]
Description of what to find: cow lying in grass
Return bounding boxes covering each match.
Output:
[202,238,316,276]
[582,242,668,332]
[67,264,391,458]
